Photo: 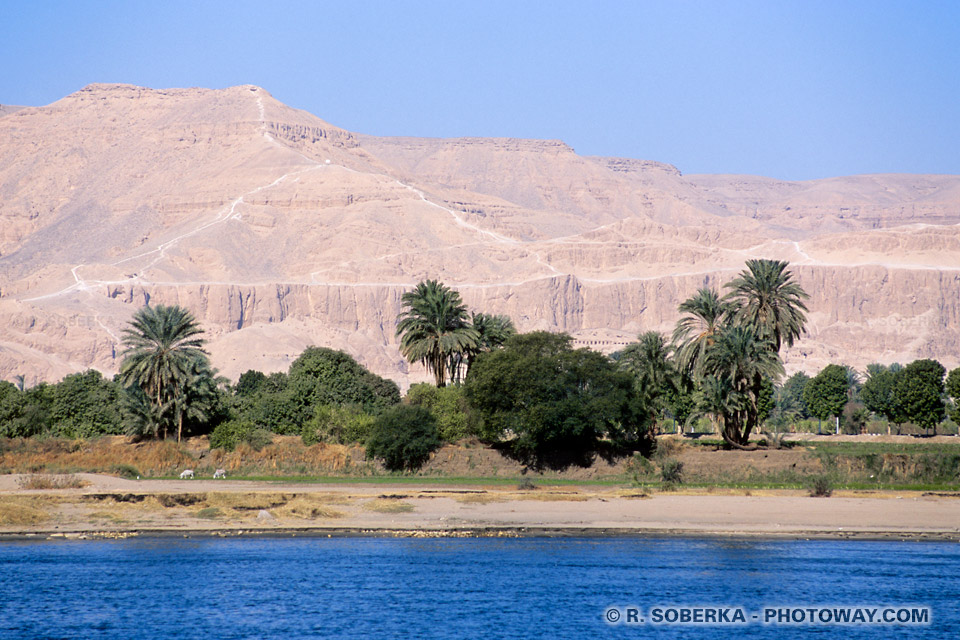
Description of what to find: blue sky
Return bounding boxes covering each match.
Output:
[2,0,958,180]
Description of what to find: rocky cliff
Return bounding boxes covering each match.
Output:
[1,84,958,388]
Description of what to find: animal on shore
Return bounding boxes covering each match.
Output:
[179,469,195,479]
[213,468,226,479]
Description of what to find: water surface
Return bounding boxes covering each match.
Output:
[1,536,956,639]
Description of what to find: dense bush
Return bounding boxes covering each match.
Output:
[301,404,375,446]
[405,383,471,442]
[210,420,260,451]
[365,405,441,471]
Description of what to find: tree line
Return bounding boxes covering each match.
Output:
[3,259,957,473]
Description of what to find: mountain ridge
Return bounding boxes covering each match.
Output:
[1,83,957,388]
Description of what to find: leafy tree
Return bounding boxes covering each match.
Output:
[465,332,647,468]
[234,370,268,397]
[724,259,809,353]
[366,404,441,471]
[781,371,811,419]
[672,287,733,375]
[664,372,696,433]
[288,347,401,413]
[119,305,207,441]
[896,359,946,435]
[231,372,308,435]
[50,370,123,438]
[396,280,479,387]
[617,331,677,429]
[803,364,849,432]
[405,383,472,442]
[0,381,27,437]
[946,367,960,424]
[698,325,783,447]
[862,364,905,434]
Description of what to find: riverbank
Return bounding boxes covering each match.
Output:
[2,474,958,541]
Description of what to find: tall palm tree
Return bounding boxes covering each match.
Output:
[700,325,784,448]
[723,259,809,353]
[618,331,677,429]
[672,287,734,376]
[396,280,479,387]
[119,305,207,440]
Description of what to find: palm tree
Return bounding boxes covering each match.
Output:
[672,287,734,376]
[119,305,207,440]
[723,259,809,353]
[455,312,517,383]
[700,325,784,448]
[171,357,226,443]
[396,280,479,387]
[618,331,677,429]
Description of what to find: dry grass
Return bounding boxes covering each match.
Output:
[454,493,503,504]
[17,474,88,489]
[363,498,415,513]
[0,496,52,526]
[513,491,590,502]
[271,496,345,520]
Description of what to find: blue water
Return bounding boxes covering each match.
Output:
[0,536,956,639]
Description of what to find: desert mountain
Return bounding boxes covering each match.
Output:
[1,84,958,388]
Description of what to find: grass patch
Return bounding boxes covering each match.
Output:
[0,496,51,525]
[272,496,345,520]
[363,498,415,513]
[196,507,225,519]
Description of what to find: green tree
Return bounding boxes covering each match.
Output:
[50,370,123,438]
[862,364,904,434]
[405,383,471,442]
[803,364,849,433]
[699,325,783,448]
[465,332,647,468]
[672,287,734,375]
[724,259,809,353]
[288,346,401,413]
[396,280,479,387]
[119,305,207,441]
[617,331,677,429]
[946,367,960,424]
[896,359,946,435]
[366,404,441,471]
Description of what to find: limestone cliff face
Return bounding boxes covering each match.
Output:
[1,84,958,388]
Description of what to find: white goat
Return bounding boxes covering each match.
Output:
[213,468,226,479]
[179,469,195,479]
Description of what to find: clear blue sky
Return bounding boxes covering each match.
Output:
[2,0,958,180]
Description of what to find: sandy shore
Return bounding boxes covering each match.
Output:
[1,474,959,541]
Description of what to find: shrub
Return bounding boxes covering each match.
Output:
[112,464,141,479]
[302,404,375,446]
[245,428,273,451]
[659,458,684,485]
[808,475,833,497]
[365,405,441,472]
[405,384,471,442]
[209,420,259,451]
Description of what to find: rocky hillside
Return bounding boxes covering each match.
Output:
[1,84,957,388]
